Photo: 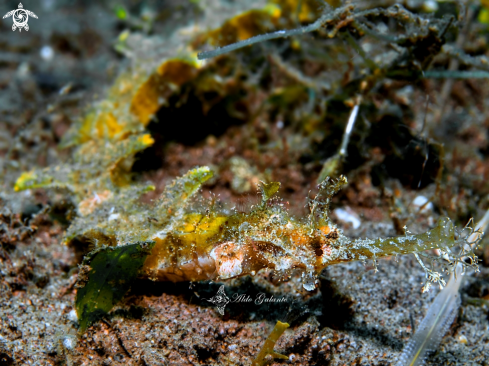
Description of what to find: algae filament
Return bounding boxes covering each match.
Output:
[253,320,290,366]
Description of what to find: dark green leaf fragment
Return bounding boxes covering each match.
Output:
[75,241,155,332]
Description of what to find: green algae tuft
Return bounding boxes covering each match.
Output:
[75,241,155,332]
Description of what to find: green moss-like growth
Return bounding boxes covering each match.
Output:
[75,241,155,332]
[65,166,214,247]
[14,134,155,205]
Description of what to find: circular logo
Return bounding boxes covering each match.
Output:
[13,9,28,28]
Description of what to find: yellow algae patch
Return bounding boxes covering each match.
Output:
[71,104,133,146]
[14,171,54,192]
[173,214,228,248]
[480,1,489,25]
[174,212,203,233]
[157,59,200,86]
[200,6,281,49]
[136,133,155,146]
[130,59,199,125]
[14,171,37,192]
[142,213,227,278]
[95,112,125,140]
[78,111,127,144]
[129,73,162,125]
[271,0,320,23]
[141,236,168,274]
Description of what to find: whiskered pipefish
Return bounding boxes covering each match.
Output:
[70,167,480,292]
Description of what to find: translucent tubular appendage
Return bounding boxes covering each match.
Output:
[339,102,360,156]
[396,274,461,366]
[396,208,489,366]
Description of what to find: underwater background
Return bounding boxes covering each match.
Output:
[1,0,489,364]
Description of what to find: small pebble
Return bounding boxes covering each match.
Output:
[421,0,439,12]
[67,309,78,322]
[412,195,433,213]
[62,336,76,350]
[40,46,54,61]
[333,207,361,229]
[457,334,468,344]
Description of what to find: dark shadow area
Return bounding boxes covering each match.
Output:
[127,276,296,323]
[132,86,249,172]
[109,305,145,321]
[369,114,442,189]
[311,275,355,330]
[127,272,357,330]
[344,321,404,351]
[126,273,401,351]
[194,344,220,363]
[0,350,14,366]
[465,275,489,298]
[306,101,442,191]
[311,274,402,351]
[308,99,369,175]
